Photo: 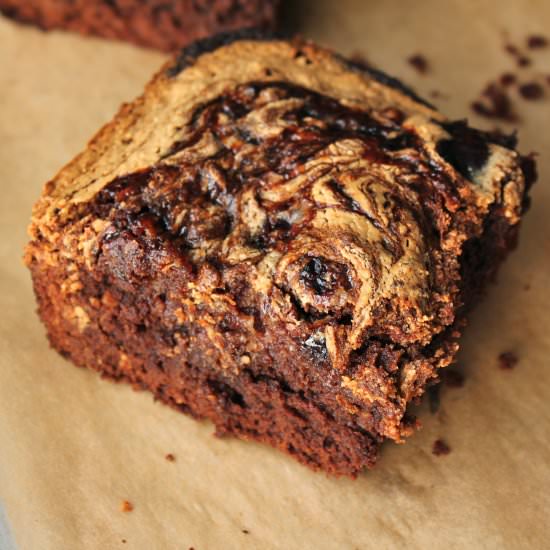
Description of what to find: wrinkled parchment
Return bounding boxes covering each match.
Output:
[1,1,549,548]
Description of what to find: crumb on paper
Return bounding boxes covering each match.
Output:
[470,35,550,122]
[407,54,429,74]
[121,500,134,513]
[518,82,545,100]
[429,89,449,100]
[500,72,517,86]
[443,368,465,388]
[527,34,548,49]
[498,351,519,370]
[242,529,250,534]
[165,453,176,462]
[470,83,517,121]
[121,540,127,544]
[504,42,531,67]
[432,439,451,456]
[505,43,520,56]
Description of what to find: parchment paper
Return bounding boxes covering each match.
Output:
[1,1,549,548]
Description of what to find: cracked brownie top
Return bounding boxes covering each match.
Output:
[28,34,532,440]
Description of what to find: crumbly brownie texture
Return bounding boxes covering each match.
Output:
[25,34,535,476]
[0,0,279,51]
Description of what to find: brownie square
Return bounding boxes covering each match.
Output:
[25,33,534,475]
[0,0,279,51]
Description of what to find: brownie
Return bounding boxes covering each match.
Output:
[0,0,279,52]
[24,34,535,476]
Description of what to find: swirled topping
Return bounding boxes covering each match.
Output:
[87,78,522,369]
[29,38,530,441]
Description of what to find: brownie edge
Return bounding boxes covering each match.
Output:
[25,36,533,476]
[0,0,280,52]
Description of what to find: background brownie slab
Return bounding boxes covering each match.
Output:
[25,34,533,476]
[0,0,279,51]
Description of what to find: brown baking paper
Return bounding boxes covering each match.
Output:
[1,1,549,548]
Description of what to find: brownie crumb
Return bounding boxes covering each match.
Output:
[407,54,429,74]
[504,42,532,68]
[527,35,548,49]
[432,439,451,456]
[505,43,520,57]
[242,529,250,534]
[121,500,134,513]
[443,368,465,388]
[519,82,545,100]
[471,83,517,121]
[165,453,176,462]
[429,90,449,100]
[498,351,519,370]
[500,73,517,86]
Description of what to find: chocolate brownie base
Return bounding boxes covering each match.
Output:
[25,35,534,476]
[0,0,279,52]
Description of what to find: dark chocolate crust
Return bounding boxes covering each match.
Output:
[0,0,279,52]
[25,37,533,476]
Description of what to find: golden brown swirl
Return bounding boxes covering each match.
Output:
[87,80,498,370]
[28,38,530,443]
